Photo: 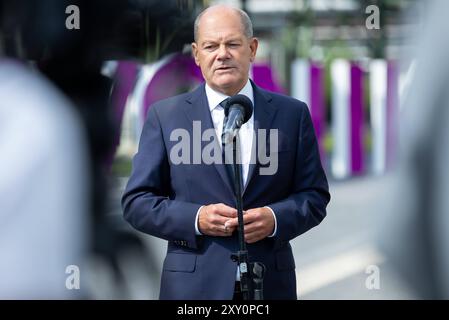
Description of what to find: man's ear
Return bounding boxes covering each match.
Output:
[249,37,259,63]
[191,42,200,66]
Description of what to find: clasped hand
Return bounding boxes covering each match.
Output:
[198,203,274,243]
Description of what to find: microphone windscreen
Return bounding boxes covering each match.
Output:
[225,94,253,123]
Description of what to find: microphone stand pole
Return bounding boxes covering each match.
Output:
[229,134,266,300]
[230,135,252,300]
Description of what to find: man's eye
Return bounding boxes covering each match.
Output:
[229,43,240,48]
[204,45,216,50]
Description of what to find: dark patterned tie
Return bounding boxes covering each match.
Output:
[220,98,243,194]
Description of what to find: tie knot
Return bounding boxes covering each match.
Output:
[219,98,230,110]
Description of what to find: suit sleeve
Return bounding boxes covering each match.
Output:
[268,102,330,246]
[121,105,202,250]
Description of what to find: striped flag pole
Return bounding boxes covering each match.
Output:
[331,59,365,179]
[370,59,399,175]
[291,59,326,160]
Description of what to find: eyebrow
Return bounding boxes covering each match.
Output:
[201,38,243,45]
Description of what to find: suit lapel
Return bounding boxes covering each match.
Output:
[243,81,277,196]
[184,84,235,196]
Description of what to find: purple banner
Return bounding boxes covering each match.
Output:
[310,62,326,160]
[143,54,203,119]
[108,61,138,167]
[350,63,365,175]
[251,63,286,94]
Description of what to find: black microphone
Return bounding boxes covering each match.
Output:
[222,94,253,145]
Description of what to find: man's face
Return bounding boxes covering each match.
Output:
[192,9,258,96]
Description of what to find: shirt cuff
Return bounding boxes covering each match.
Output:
[264,206,277,237]
[195,206,204,235]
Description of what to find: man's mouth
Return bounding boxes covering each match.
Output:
[215,66,234,71]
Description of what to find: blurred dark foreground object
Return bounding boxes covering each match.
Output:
[0,0,198,63]
[0,0,202,298]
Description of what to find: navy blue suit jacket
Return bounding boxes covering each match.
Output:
[122,81,330,300]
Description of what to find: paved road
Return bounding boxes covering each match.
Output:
[291,175,418,299]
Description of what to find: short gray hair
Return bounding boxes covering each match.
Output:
[193,6,253,42]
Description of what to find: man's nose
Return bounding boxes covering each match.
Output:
[217,44,230,60]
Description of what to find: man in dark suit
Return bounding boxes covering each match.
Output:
[122,4,330,300]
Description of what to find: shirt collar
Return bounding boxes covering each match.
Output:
[205,79,254,112]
